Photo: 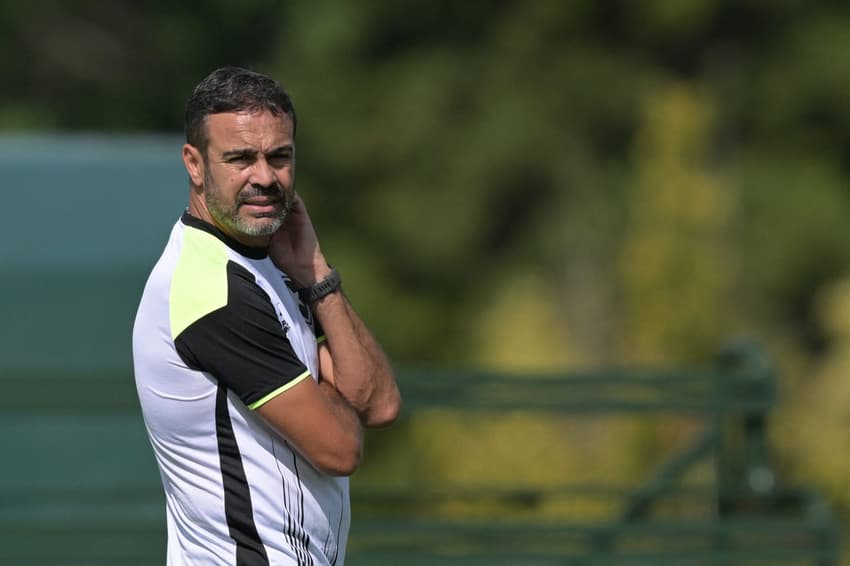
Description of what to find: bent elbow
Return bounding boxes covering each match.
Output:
[324,453,360,477]
[315,440,362,477]
[365,390,402,428]
[331,447,361,476]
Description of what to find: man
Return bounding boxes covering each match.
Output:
[132,66,401,566]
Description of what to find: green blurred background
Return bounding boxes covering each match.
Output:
[3,0,850,562]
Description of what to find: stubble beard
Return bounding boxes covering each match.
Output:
[203,168,291,238]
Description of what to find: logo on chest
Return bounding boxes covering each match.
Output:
[269,295,296,336]
[282,275,315,327]
[278,316,291,335]
[251,274,295,336]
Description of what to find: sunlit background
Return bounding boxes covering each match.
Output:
[2,1,850,563]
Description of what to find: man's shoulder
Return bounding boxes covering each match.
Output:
[169,224,235,339]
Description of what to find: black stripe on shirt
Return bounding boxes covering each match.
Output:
[275,440,311,566]
[279,445,302,563]
[291,452,314,566]
[329,488,345,565]
[216,385,270,566]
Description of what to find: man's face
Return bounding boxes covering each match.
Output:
[200,110,295,243]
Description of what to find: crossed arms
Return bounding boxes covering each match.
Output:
[255,195,401,476]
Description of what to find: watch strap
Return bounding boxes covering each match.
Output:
[297,267,342,303]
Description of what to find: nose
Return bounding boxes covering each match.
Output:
[250,157,276,188]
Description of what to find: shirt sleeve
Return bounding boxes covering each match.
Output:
[313,316,326,344]
[174,260,310,409]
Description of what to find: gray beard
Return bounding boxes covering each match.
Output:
[204,170,290,237]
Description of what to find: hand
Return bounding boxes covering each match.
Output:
[269,193,332,286]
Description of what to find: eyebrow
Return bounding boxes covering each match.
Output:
[221,145,293,160]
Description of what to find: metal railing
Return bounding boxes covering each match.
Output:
[0,341,840,565]
[346,341,841,565]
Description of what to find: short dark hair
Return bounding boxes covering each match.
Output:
[184,66,297,153]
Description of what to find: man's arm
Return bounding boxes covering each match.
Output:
[313,291,400,427]
[255,377,363,475]
[270,194,402,427]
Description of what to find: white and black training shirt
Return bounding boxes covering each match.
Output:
[133,212,349,566]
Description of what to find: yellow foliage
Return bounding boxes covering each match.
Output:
[619,82,737,364]
[364,410,674,521]
[469,270,579,371]
[780,278,850,509]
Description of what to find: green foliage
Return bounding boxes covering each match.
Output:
[736,152,850,347]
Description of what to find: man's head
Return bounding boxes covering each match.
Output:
[182,67,298,247]
[185,66,297,156]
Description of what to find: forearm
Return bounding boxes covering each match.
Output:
[266,195,400,427]
[317,378,364,443]
[256,375,363,476]
[314,290,401,427]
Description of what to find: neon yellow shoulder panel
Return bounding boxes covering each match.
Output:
[170,227,229,339]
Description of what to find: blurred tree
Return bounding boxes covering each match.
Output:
[619,82,736,364]
[0,0,282,130]
[263,0,653,364]
[735,154,850,355]
[780,278,850,518]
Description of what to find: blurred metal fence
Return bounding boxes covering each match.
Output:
[0,342,840,565]
[346,341,842,565]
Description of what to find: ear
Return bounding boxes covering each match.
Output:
[182,144,205,187]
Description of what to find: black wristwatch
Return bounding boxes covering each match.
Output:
[297,267,342,303]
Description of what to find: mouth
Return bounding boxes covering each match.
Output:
[240,198,282,216]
